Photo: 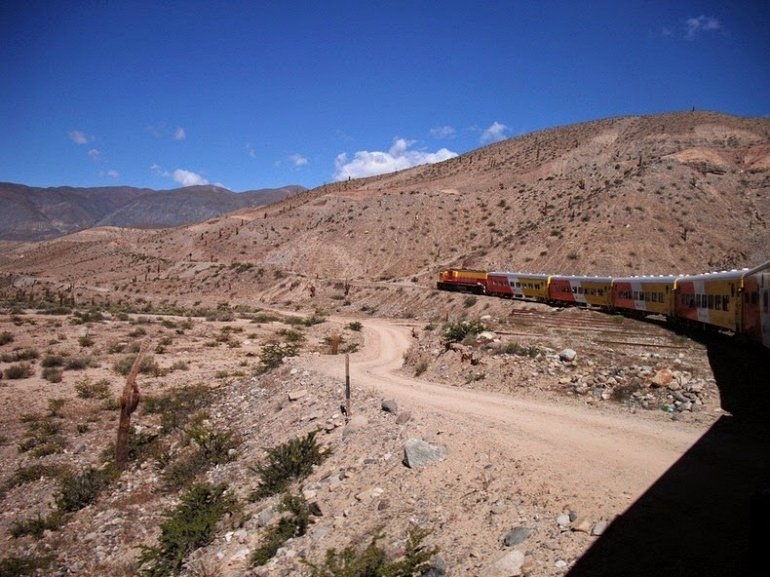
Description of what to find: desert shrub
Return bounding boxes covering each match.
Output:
[0,554,51,576]
[142,384,214,434]
[0,331,15,345]
[1,348,39,362]
[41,366,63,383]
[170,360,189,371]
[3,363,34,380]
[0,463,70,502]
[501,341,541,357]
[138,482,239,577]
[463,295,478,308]
[285,313,326,327]
[442,320,485,344]
[257,342,298,373]
[47,398,66,417]
[112,354,159,376]
[162,414,239,491]
[250,492,310,566]
[306,527,437,577]
[347,321,363,332]
[414,359,429,377]
[65,356,93,370]
[17,417,66,457]
[251,312,279,324]
[54,465,117,513]
[10,512,64,538]
[277,328,306,343]
[77,333,94,347]
[74,377,111,399]
[41,354,64,367]
[249,431,331,500]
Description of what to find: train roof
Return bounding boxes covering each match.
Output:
[612,275,681,282]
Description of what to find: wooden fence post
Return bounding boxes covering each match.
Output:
[345,353,351,422]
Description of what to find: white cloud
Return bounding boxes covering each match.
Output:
[87,148,101,161]
[430,125,456,139]
[174,127,186,141]
[290,153,308,167]
[245,143,257,158]
[68,130,92,144]
[334,137,457,181]
[172,168,208,187]
[150,163,166,176]
[481,121,508,144]
[106,169,119,178]
[685,15,721,39]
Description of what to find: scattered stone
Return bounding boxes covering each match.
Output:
[490,500,507,515]
[572,518,592,533]
[592,520,608,536]
[424,556,447,577]
[650,368,673,387]
[559,348,577,362]
[556,513,571,529]
[403,438,448,469]
[477,330,498,342]
[355,486,384,501]
[288,390,307,401]
[503,526,530,547]
[395,411,412,425]
[488,549,525,576]
[381,399,398,414]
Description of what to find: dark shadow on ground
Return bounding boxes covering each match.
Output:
[567,334,770,577]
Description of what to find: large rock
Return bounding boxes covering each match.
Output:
[486,549,525,576]
[403,438,448,469]
[559,348,577,362]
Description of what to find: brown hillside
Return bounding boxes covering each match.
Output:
[1,111,768,312]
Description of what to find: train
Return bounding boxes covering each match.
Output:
[437,261,770,349]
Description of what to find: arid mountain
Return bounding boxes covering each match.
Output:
[1,111,769,310]
[0,183,305,241]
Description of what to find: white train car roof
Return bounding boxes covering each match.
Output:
[548,274,613,282]
[487,271,550,278]
[676,269,750,283]
[612,275,681,283]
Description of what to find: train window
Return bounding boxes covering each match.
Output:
[753,293,759,305]
[708,294,714,309]
[764,291,768,312]
[723,296,729,311]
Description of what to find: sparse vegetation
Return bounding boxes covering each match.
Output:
[306,527,437,577]
[3,362,34,380]
[443,320,485,344]
[138,482,240,577]
[250,492,311,566]
[256,341,299,373]
[249,431,331,500]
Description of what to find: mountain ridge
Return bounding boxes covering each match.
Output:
[0,183,306,241]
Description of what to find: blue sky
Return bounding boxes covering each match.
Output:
[1,1,768,192]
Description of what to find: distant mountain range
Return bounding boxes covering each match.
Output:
[0,183,306,241]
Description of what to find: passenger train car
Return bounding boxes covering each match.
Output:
[436,261,770,349]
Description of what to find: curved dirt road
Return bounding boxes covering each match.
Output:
[307,317,710,512]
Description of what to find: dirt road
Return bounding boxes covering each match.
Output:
[308,317,712,524]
